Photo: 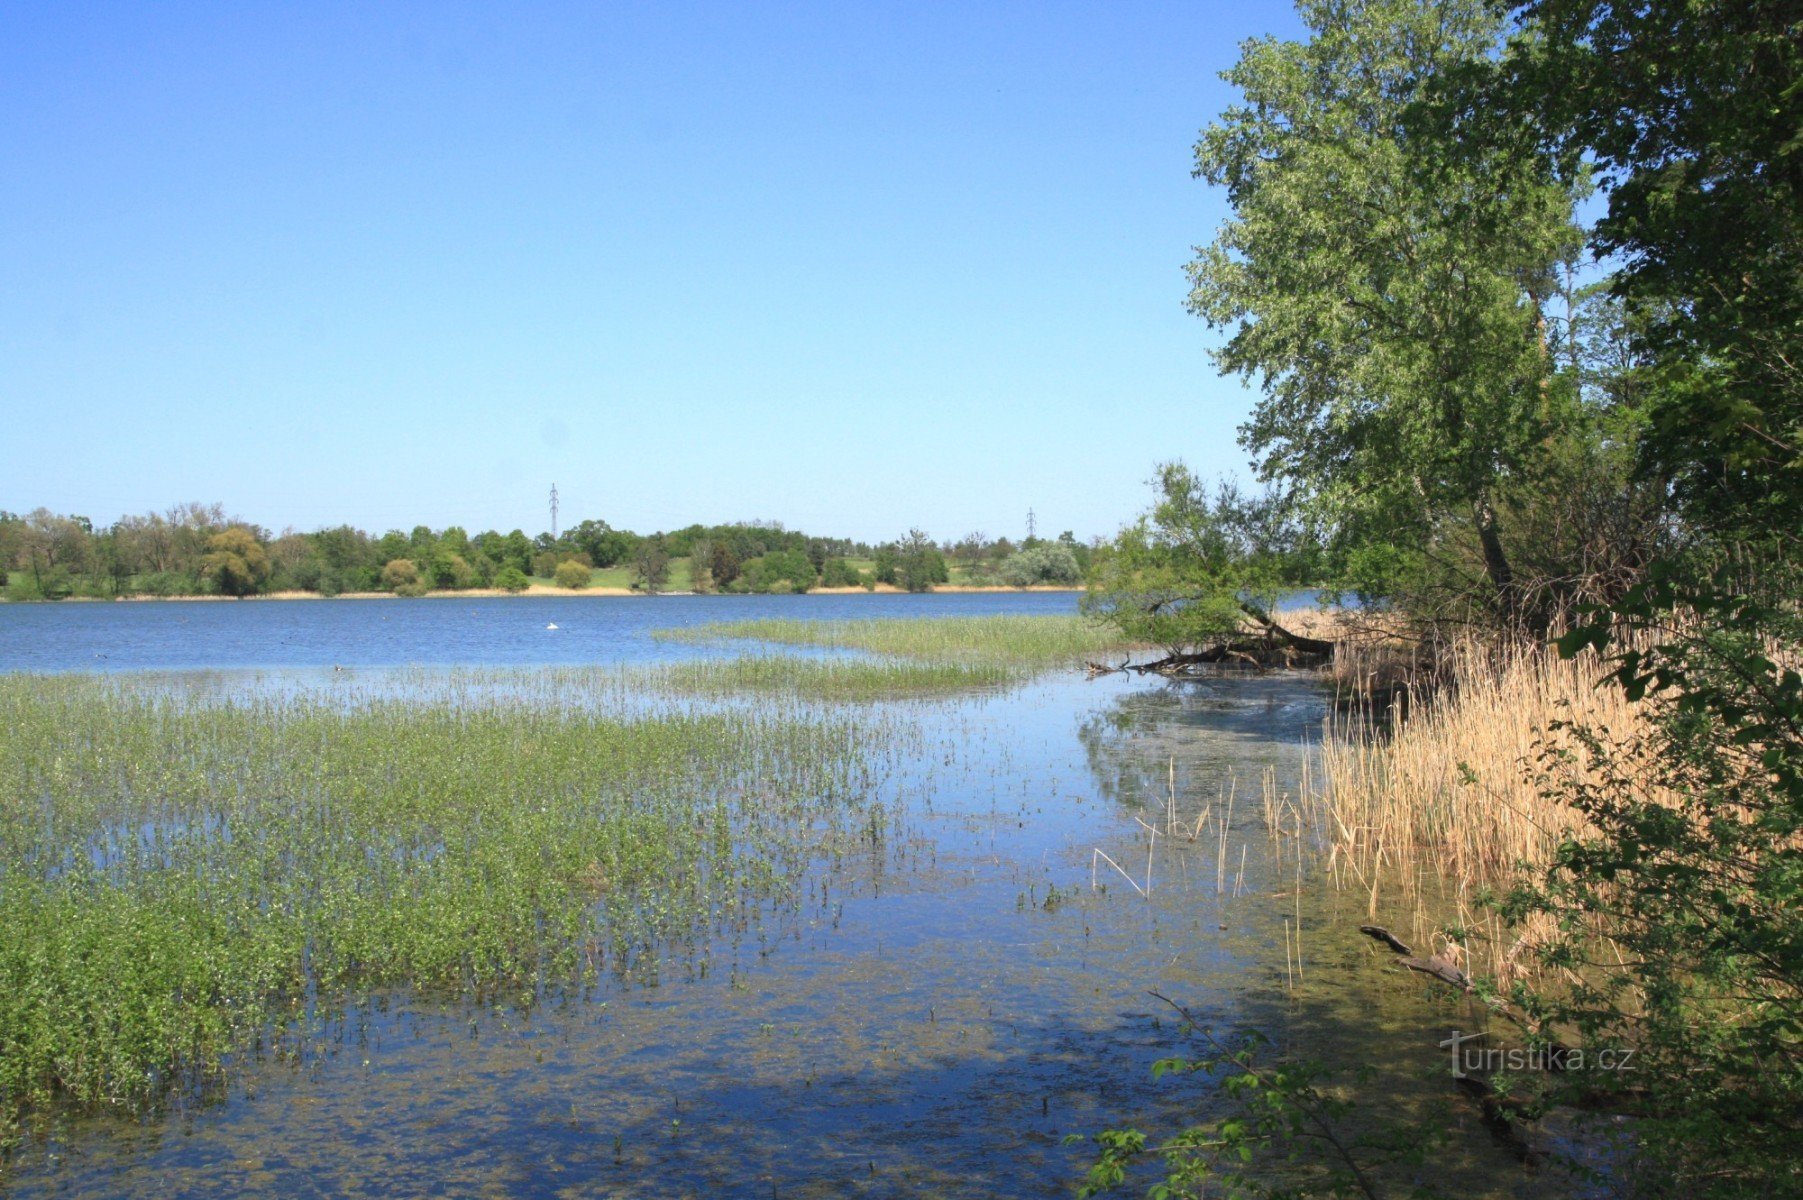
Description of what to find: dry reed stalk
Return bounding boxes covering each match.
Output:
[1311,638,1667,987]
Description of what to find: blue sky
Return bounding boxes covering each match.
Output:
[2,1,1305,544]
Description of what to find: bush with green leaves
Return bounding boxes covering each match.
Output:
[1501,573,1803,1194]
[740,549,816,594]
[999,545,1082,587]
[494,566,530,593]
[430,551,475,590]
[819,558,865,588]
[552,560,592,590]
[379,558,425,596]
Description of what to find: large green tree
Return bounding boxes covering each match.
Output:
[199,528,270,598]
[1191,0,1585,631]
[1497,0,1803,538]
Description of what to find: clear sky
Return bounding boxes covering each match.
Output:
[2,1,1304,545]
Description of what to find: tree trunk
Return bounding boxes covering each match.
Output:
[1473,495,1548,637]
[1238,600,1335,655]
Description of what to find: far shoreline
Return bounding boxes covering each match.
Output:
[8,584,1085,604]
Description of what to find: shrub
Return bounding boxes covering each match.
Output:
[741,549,816,593]
[494,566,530,593]
[431,552,474,590]
[553,560,592,590]
[1000,545,1082,587]
[380,559,421,592]
[819,558,865,588]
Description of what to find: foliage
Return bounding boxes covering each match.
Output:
[493,565,530,593]
[999,545,1082,588]
[1191,0,1585,631]
[631,537,671,594]
[566,519,635,569]
[1493,0,1803,535]
[819,558,866,589]
[1084,466,1306,653]
[896,530,948,592]
[711,542,741,589]
[553,560,593,590]
[380,558,420,592]
[688,538,715,593]
[198,528,270,598]
[872,546,899,586]
[738,549,816,594]
[430,551,475,590]
[1497,574,1803,1193]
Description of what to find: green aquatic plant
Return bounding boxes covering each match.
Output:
[648,655,1017,701]
[655,614,1134,666]
[0,672,892,1123]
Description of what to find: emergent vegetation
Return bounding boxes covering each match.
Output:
[0,673,893,1127]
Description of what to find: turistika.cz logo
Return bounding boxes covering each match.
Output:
[1439,1030,1636,1078]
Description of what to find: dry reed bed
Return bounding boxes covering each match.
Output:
[1311,640,1657,982]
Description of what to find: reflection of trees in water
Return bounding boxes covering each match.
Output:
[1077,676,1328,814]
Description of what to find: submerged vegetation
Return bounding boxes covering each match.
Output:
[0,672,893,1127]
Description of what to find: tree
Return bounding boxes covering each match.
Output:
[820,558,865,588]
[494,565,530,593]
[710,542,741,589]
[689,538,715,593]
[198,527,270,598]
[553,560,592,590]
[567,519,633,569]
[872,546,899,586]
[1000,544,1082,587]
[1191,0,1584,632]
[631,537,671,594]
[740,549,816,593]
[380,558,424,596]
[1494,0,1803,536]
[430,551,475,590]
[1084,466,1327,658]
[896,530,947,593]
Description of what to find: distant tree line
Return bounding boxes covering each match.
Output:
[0,507,1098,599]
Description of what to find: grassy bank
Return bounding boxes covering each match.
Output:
[0,673,889,1124]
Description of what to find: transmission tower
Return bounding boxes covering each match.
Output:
[549,483,560,540]
[1026,507,1037,542]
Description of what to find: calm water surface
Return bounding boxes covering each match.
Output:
[0,593,1085,673]
[0,595,1555,1198]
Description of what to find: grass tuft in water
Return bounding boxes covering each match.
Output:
[0,672,891,1123]
[650,655,1016,700]
[655,615,1133,666]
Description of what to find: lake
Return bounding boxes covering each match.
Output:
[0,593,1548,1198]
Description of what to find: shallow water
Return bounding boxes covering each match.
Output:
[0,599,1560,1198]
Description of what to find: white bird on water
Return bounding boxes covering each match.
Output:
[546,622,559,630]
